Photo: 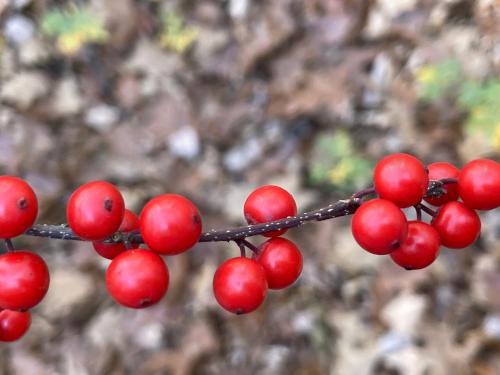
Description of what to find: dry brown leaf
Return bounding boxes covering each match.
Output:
[139,321,219,375]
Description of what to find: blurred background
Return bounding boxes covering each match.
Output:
[0,0,499,374]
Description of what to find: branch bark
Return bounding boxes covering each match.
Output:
[22,179,454,245]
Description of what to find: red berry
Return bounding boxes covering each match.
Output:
[0,251,50,310]
[244,185,297,237]
[351,198,408,255]
[458,159,500,210]
[374,153,429,208]
[424,162,460,206]
[0,176,38,238]
[93,209,140,259]
[140,194,202,255]
[106,249,169,309]
[67,181,125,241]
[390,221,441,270]
[257,238,303,289]
[213,257,267,314]
[432,201,481,249]
[0,310,31,342]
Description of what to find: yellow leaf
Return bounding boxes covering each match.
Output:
[492,124,500,151]
[57,33,84,55]
[328,160,352,185]
[158,12,198,54]
[416,66,437,85]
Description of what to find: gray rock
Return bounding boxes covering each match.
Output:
[4,14,35,45]
[19,37,50,66]
[331,312,378,375]
[483,314,500,339]
[383,347,432,375]
[87,307,127,348]
[11,0,32,9]
[223,136,263,173]
[229,0,249,19]
[362,53,395,108]
[123,38,183,78]
[381,292,426,335]
[193,28,229,63]
[51,77,84,117]
[132,322,164,349]
[84,105,120,133]
[38,268,96,321]
[0,71,49,109]
[363,0,418,39]
[259,345,291,375]
[329,228,383,273]
[167,126,200,160]
[9,350,55,375]
[377,331,412,354]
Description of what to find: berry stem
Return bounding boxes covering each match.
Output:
[241,239,260,255]
[414,205,422,221]
[440,178,459,185]
[4,239,15,252]
[123,239,133,250]
[22,179,450,245]
[416,203,437,217]
[352,187,376,199]
[234,240,246,257]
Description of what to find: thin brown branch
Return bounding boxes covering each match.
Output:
[22,179,453,245]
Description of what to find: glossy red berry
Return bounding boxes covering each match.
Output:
[0,176,38,238]
[257,238,303,289]
[67,181,125,241]
[106,249,169,309]
[0,310,31,342]
[0,251,50,310]
[424,162,460,206]
[93,209,140,259]
[244,185,297,237]
[213,257,267,314]
[432,201,481,249]
[458,159,500,210]
[390,221,441,270]
[140,194,202,255]
[351,198,408,255]
[374,153,429,208]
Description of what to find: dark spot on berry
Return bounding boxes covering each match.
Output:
[235,308,244,315]
[404,266,415,271]
[193,214,201,225]
[104,199,113,212]
[390,240,401,250]
[17,197,28,210]
[139,298,152,307]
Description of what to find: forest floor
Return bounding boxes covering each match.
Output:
[0,1,499,374]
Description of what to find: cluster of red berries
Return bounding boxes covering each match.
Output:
[213,185,303,314]
[68,184,202,309]
[0,177,46,342]
[0,177,304,340]
[0,154,498,342]
[352,154,499,270]
[0,178,204,341]
[71,183,304,316]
